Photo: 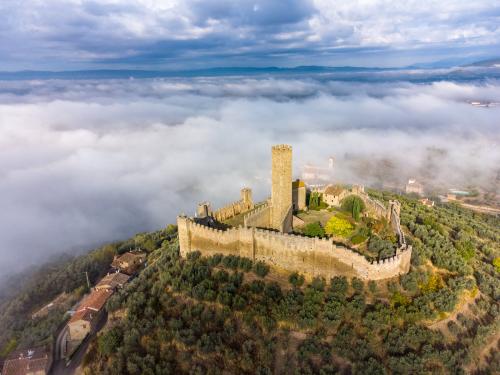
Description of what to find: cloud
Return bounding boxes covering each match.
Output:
[0,75,499,277]
[0,0,499,69]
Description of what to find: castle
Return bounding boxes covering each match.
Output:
[177,145,411,280]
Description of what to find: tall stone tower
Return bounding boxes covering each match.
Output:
[271,144,293,232]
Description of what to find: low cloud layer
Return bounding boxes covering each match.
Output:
[0,75,499,276]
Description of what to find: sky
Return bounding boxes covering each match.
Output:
[0,0,499,70]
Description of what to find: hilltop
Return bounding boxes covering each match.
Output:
[0,190,496,374]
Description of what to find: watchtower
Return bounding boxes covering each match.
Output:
[271,144,293,231]
[240,188,253,207]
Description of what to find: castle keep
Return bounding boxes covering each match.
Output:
[177,145,412,280]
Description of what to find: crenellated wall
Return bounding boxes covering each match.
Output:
[177,213,412,280]
[212,188,254,222]
[243,202,271,228]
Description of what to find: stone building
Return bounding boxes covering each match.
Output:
[322,185,348,207]
[292,179,306,211]
[67,289,113,342]
[177,145,412,280]
[405,179,424,196]
[95,272,130,291]
[111,251,146,275]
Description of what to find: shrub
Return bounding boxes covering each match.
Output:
[303,222,325,237]
[289,272,305,288]
[351,278,364,293]
[368,281,377,294]
[253,261,270,278]
[310,277,326,292]
[325,216,354,237]
[493,257,500,272]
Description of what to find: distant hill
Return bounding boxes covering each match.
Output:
[0,65,391,80]
[466,58,500,67]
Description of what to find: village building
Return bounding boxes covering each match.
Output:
[419,198,435,207]
[95,272,130,291]
[322,185,348,207]
[111,251,146,275]
[2,346,52,375]
[67,289,113,342]
[405,179,424,196]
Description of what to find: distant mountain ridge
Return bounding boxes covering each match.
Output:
[0,57,498,80]
[0,65,391,80]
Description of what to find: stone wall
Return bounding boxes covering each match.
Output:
[243,203,271,228]
[213,188,254,222]
[177,214,412,281]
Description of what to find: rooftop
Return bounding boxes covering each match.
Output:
[3,346,51,375]
[112,251,146,265]
[69,308,95,324]
[96,272,130,289]
[75,289,113,313]
[324,185,344,196]
[292,180,305,189]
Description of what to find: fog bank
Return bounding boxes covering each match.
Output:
[0,76,499,276]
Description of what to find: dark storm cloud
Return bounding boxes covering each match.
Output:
[0,75,499,277]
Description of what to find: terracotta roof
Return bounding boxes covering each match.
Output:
[69,308,95,324]
[75,289,113,313]
[3,346,50,375]
[324,185,344,196]
[96,272,130,290]
[112,251,146,265]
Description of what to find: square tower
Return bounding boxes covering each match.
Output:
[271,144,293,231]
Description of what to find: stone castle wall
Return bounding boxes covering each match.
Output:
[213,188,254,221]
[177,215,412,280]
[243,202,271,228]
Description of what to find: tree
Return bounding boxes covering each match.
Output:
[341,195,366,219]
[352,199,361,221]
[325,216,354,238]
[98,327,122,356]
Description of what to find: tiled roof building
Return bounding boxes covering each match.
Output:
[2,346,52,375]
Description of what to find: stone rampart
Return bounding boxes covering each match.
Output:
[177,214,412,280]
[243,202,271,228]
[213,199,254,222]
[356,191,390,220]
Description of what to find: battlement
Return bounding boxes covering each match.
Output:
[212,188,254,222]
[177,211,412,280]
[272,144,292,151]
